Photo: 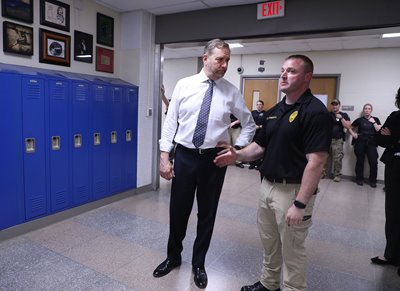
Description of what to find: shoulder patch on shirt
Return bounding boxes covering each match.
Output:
[266,116,277,120]
[289,111,298,123]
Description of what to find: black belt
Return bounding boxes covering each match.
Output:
[265,177,301,184]
[178,144,223,155]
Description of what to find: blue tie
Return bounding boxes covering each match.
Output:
[192,80,214,148]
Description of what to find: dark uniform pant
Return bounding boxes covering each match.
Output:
[167,145,227,268]
[384,156,400,264]
[354,141,378,183]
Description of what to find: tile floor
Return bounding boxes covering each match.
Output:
[0,165,399,290]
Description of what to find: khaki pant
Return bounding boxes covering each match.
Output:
[330,138,344,177]
[258,178,316,291]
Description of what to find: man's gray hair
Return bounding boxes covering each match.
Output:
[203,39,230,55]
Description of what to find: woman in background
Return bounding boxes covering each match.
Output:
[371,88,400,277]
[351,103,381,187]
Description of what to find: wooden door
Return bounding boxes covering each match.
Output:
[243,79,279,111]
[243,76,338,110]
[309,77,338,106]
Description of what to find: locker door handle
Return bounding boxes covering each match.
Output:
[94,133,101,145]
[52,136,60,150]
[111,131,117,144]
[126,130,132,142]
[74,134,82,148]
[25,138,35,153]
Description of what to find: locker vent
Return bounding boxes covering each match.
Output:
[53,86,66,100]
[55,190,67,205]
[94,181,106,194]
[27,83,41,99]
[76,185,88,198]
[30,195,45,212]
[75,87,87,101]
[113,91,121,103]
[95,87,105,101]
[128,91,135,103]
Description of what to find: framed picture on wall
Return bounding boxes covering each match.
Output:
[96,13,113,47]
[74,30,93,63]
[1,0,33,23]
[96,46,113,73]
[39,28,70,66]
[40,0,70,32]
[3,21,33,55]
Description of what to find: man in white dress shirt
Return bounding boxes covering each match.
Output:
[153,39,255,289]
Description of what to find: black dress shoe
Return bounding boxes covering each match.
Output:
[193,267,207,289]
[241,281,280,291]
[370,256,395,266]
[370,182,377,188]
[153,259,181,278]
[236,162,245,168]
[356,180,363,186]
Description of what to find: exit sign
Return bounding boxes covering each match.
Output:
[257,0,285,20]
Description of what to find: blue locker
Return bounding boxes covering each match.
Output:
[123,86,138,189]
[47,77,71,212]
[90,82,109,199]
[108,85,124,194]
[0,70,24,230]
[22,76,47,219]
[71,81,90,204]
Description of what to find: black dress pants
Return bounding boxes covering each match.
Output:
[167,145,227,268]
[354,141,378,183]
[384,157,400,265]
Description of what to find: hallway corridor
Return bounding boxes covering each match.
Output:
[0,165,399,290]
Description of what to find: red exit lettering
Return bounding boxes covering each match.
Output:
[261,1,283,17]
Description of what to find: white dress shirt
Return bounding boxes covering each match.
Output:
[159,69,255,152]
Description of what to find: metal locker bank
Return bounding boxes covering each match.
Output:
[0,63,139,231]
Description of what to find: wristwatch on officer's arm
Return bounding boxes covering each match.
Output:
[293,200,306,209]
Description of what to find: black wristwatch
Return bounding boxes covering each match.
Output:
[294,200,306,209]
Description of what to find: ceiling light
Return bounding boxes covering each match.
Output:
[228,43,243,48]
[382,33,400,38]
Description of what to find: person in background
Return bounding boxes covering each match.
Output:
[161,84,170,114]
[249,100,266,170]
[350,103,381,187]
[323,99,352,182]
[229,114,245,168]
[371,87,400,277]
[155,39,255,289]
[214,54,332,291]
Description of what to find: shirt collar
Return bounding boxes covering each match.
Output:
[198,69,221,85]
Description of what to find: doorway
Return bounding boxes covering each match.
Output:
[242,76,339,111]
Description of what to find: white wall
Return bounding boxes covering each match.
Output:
[119,10,156,187]
[164,48,400,181]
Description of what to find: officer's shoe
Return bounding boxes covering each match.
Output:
[240,281,280,291]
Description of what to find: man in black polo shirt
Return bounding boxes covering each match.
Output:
[214,55,332,291]
[325,99,352,182]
